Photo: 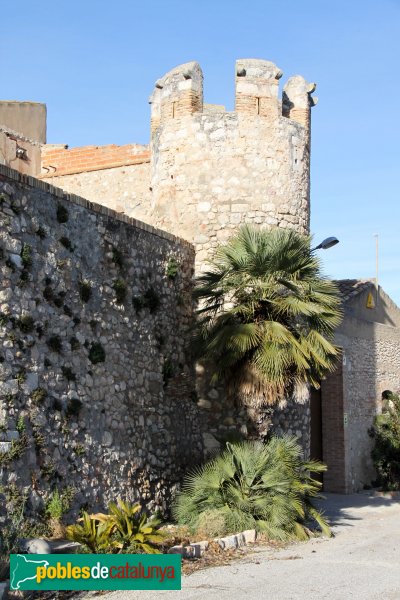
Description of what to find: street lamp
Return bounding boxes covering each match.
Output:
[312,236,339,251]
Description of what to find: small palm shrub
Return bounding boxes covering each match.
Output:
[105,499,166,554]
[370,391,400,490]
[173,436,331,541]
[66,500,165,554]
[66,512,116,554]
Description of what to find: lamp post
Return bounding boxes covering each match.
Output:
[312,236,339,252]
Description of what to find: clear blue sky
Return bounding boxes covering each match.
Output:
[2,0,400,303]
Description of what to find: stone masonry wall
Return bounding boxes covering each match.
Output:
[328,288,400,492]
[42,163,152,223]
[0,164,203,522]
[37,58,316,458]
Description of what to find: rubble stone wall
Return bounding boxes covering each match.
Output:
[0,164,203,521]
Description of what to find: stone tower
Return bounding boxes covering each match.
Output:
[149,59,317,269]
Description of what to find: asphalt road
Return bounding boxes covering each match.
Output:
[88,493,400,600]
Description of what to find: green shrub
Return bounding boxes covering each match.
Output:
[46,490,65,521]
[32,427,45,449]
[162,359,174,386]
[88,342,105,364]
[20,243,32,268]
[132,287,160,314]
[370,391,400,490]
[63,305,73,317]
[0,498,26,580]
[106,499,166,554]
[66,397,83,417]
[113,279,127,304]
[0,312,9,327]
[46,488,74,520]
[66,500,165,554]
[173,436,331,541]
[79,280,92,303]
[75,444,86,457]
[89,319,98,331]
[16,369,26,385]
[66,512,118,554]
[61,366,76,382]
[31,388,48,404]
[0,434,28,466]
[59,236,74,251]
[57,258,68,269]
[43,285,53,302]
[143,287,160,313]
[112,247,124,268]
[166,256,179,279]
[16,415,25,434]
[10,201,21,215]
[57,205,69,223]
[16,314,34,333]
[132,296,145,312]
[70,336,80,351]
[47,335,62,353]
[41,460,57,480]
[36,226,47,239]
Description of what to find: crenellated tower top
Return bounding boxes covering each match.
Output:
[150,59,317,137]
[148,58,317,270]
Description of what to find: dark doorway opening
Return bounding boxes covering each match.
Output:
[310,386,323,482]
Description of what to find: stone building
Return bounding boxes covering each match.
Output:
[0,101,45,176]
[39,59,317,272]
[1,59,400,496]
[311,280,400,492]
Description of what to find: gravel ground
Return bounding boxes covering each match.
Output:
[86,493,400,600]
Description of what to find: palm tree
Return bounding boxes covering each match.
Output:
[194,225,342,407]
[173,435,331,540]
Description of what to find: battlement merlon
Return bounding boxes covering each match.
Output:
[282,75,318,134]
[149,61,203,133]
[235,59,283,119]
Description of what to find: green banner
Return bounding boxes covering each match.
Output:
[10,553,181,591]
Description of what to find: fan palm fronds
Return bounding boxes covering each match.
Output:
[194,225,342,405]
[173,436,331,540]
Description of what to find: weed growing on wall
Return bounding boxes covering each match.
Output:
[59,236,74,251]
[10,201,21,215]
[47,335,62,353]
[132,287,160,314]
[20,243,32,268]
[113,279,127,304]
[79,280,92,303]
[56,205,69,223]
[31,388,48,404]
[16,315,34,333]
[61,366,76,382]
[112,247,124,268]
[66,398,83,417]
[166,256,179,279]
[163,358,174,386]
[36,226,47,239]
[88,342,106,364]
[0,434,28,466]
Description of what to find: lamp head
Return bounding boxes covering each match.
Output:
[314,236,339,251]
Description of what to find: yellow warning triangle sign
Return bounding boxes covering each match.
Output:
[366,292,376,308]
